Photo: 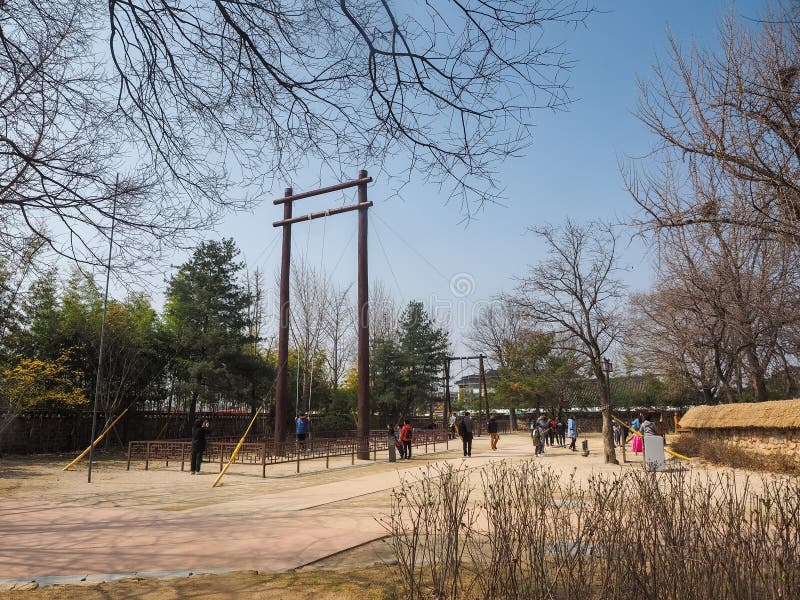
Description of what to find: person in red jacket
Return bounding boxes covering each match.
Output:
[400,419,414,459]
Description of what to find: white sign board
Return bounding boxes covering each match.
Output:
[643,436,666,471]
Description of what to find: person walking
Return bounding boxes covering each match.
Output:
[387,424,397,462]
[400,419,414,459]
[190,418,210,474]
[530,417,540,451]
[641,412,658,437]
[535,413,550,456]
[630,415,643,455]
[556,418,566,447]
[394,425,405,459]
[295,413,309,451]
[567,415,578,452]
[448,412,457,440]
[487,413,499,450]
[459,411,474,457]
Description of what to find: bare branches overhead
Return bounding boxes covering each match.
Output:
[626,5,800,239]
[107,0,592,214]
[1,0,591,267]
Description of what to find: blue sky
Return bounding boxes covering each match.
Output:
[190,1,766,353]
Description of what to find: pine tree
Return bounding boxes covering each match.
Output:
[164,239,252,423]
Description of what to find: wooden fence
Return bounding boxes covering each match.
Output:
[127,429,450,475]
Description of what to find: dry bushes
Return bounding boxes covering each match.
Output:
[383,461,800,600]
[672,433,800,475]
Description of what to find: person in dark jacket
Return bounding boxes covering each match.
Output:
[556,419,566,447]
[190,419,210,474]
[459,412,474,457]
[487,413,499,450]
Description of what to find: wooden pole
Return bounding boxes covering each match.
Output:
[213,406,264,488]
[480,354,490,426]
[87,177,118,483]
[357,170,370,460]
[444,359,451,430]
[478,355,486,436]
[274,188,292,454]
[64,407,130,471]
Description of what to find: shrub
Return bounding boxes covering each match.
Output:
[383,461,800,599]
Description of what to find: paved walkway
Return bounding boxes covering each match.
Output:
[0,433,619,582]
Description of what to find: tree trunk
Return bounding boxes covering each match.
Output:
[599,376,618,465]
[510,407,518,431]
[188,390,198,429]
[744,346,768,402]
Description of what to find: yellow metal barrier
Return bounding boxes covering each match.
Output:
[611,414,691,461]
[63,407,130,471]
[212,405,264,488]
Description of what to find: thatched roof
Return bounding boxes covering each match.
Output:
[679,399,800,430]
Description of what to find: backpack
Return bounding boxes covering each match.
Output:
[406,427,413,440]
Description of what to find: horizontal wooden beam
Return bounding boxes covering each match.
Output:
[272,201,373,227]
[447,354,486,362]
[273,177,373,205]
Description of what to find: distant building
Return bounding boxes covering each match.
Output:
[453,370,498,401]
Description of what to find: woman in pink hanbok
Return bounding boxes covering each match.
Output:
[630,416,643,454]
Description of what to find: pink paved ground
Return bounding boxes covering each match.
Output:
[0,433,659,579]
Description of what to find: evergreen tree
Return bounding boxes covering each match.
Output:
[398,301,449,419]
[164,239,254,423]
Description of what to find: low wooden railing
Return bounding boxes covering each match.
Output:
[127,429,450,476]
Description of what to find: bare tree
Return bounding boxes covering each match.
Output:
[627,5,800,238]
[370,280,399,342]
[510,220,625,464]
[323,282,355,392]
[468,298,526,368]
[468,297,526,427]
[289,259,328,412]
[2,0,592,268]
[0,0,204,268]
[629,211,800,403]
[627,286,730,405]
[107,0,593,215]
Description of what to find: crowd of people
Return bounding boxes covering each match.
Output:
[189,409,668,473]
[529,414,577,456]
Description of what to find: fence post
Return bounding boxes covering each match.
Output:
[145,442,150,471]
[180,443,186,471]
[326,442,330,469]
[296,442,301,474]
[351,440,355,465]
[126,443,132,471]
[219,443,224,473]
[262,440,268,478]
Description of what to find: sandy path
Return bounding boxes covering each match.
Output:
[0,433,694,580]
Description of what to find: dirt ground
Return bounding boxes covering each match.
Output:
[0,432,762,599]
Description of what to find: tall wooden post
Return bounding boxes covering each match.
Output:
[274,188,293,453]
[444,359,451,428]
[480,354,490,420]
[357,170,370,460]
[478,354,488,436]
